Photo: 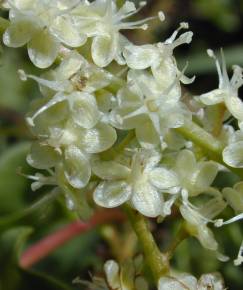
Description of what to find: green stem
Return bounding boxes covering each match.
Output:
[176,120,243,179]
[124,205,169,282]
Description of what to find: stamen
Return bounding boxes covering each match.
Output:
[214,212,243,227]
[165,22,190,44]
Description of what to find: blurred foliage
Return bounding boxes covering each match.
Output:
[0,0,243,289]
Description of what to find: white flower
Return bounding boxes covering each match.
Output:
[123,22,194,86]
[110,69,190,148]
[93,149,179,217]
[180,191,226,252]
[174,150,219,196]
[3,0,86,68]
[27,118,117,189]
[199,49,243,125]
[19,51,112,127]
[74,0,162,67]
[158,272,224,290]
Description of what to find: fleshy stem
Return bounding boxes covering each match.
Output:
[123,204,170,282]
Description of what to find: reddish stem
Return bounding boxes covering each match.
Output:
[20,209,124,269]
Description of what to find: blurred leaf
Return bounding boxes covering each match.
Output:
[179,45,243,75]
[0,142,30,214]
[0,226,33,290]
[193,0,240,32]
[0,190,59,232]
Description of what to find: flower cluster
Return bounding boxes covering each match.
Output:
[2,0,243,288]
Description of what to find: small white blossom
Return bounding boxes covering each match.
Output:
[74,0,161,67]
[180,191,226,252]
[123,22,194,85]
[93,149,179,217]
[3,0,86,68]
[110,69,190,148]
[174,149,219,196]
[200,49,243,125]
[19,51,113,127]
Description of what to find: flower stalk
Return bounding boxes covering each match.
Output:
[123,204,170,282]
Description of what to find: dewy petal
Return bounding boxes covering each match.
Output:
[132,181,164,217]
[223,141,243,168]
[158,276,193,290]
[198,273,224,289]
[197,225,218,251]
[55,51,83,80]
[91,159,130,180]
[91,35,117,67]
[224,94,243,122]
[149,167,179,191]
[199,89,225,105]
[10,0,37,10]
[136,120,160,148]
[93,181,132,208]
[50,16,87,47]
[222,186,243,213]
[104,260,120,289]
[26,141,60,169]
[175,150,196,179]
[79,123,117,153]
[27,29,60,68]
[64,145,91,188]
[123,44,158,70]
[69,92,100,129]
[192,161,218,195]
[3,19,37,48]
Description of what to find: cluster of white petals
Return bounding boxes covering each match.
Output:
[3,0,243,285]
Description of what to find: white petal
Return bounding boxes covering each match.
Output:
[91,35,116,67]
[158,277,190,290]
[222,187,243,213]
[64,146,91,188]
[225,94,243,122]
[93,181,132,208]
[132,182,164,217]
[223,141,243,168]
[198,273,224,290]
[27,29,60,68]
[55,51,83,80]
[136,120,160,148]
[149,167,179,191]
[26,141,60,169]
[192,161,218,195]
[10,0,37,10]
[197,225,218,251]
[50,16,87,47]
[175,150,196,179]
[123,44,158,70]
[200,89,224,105]
[104,260,120,289]
[91,158,130,180]
[3,19,37,47]
[69,92,100,129]
[80,123,117,153]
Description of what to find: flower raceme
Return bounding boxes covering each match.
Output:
[2,0,243,287]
